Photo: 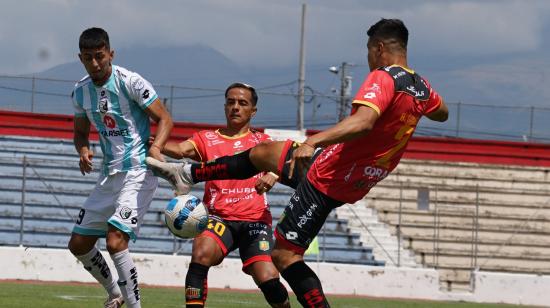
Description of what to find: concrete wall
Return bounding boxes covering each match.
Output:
[1,246,548,306]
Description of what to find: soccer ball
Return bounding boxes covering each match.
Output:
[165,194,209,238]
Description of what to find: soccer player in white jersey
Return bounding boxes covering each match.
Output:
[67,27,173,308]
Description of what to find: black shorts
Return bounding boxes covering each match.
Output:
[200,216,273,269]
[274,178,344,255]
[277,140,323,189]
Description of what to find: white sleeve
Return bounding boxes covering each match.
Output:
[126,72,159,109]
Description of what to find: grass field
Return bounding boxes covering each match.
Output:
[0,281,525,308]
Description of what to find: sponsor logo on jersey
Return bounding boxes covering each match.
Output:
[400,113,419,126]
[365,83,381,94]
[103,115,116,128]
[204,131,218,140]
[100,129,130,137]
[233,141,243,149]
[120,206,132,219]
[130,76,145,91]
[344,163,356,182]
[317,145,337,163]
[221,187,256,194]
[259,240,270,251]
[392,71,406,79]
[363,166,389,180]
[142,89,150,100]
[99,98,109,113]
[364,92,376,99]
[406,85,425,98]
[115,69,127,79]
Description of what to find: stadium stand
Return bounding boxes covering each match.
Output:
[336,146,550,291]
[0,110,384,266]
[5,109,550,292]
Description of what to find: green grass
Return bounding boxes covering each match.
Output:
[0,281,524,308]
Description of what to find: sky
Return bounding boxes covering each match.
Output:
[1,0,548,74]
[2,0,550,139]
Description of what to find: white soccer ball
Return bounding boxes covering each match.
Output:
[165,194,209,238]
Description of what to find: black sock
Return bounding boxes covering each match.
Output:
[258,278,289,306]
[185,262,210,307]
[281,261,330,308]
[190,149,259,182]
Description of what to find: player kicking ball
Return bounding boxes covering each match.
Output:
[148,18,448,307]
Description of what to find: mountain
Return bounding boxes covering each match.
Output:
[29,45,344,128]
[1,44,549,141]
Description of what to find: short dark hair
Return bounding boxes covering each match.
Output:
[367,18,408,51]
[225,82,258,105]
[79,27,110,50]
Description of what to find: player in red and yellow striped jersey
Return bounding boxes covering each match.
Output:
[148,19,448,307]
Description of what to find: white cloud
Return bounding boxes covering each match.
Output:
[405,1,545,56]
[0,0,549,74]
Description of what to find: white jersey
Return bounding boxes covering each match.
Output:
[72,65,158,175]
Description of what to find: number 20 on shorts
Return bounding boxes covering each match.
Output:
[207,219,226,236]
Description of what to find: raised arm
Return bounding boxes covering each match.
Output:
[304,104,379,148]
[289,105,379,178]
[161,140,201,161]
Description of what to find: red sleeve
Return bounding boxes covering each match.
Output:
[423,82,442,115]
[352,70,395,116]
[188,131,207,162]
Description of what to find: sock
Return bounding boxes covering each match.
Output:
[185,262,210,307]
[75,247,120,297]
[258,278,289,306]
[190,149,259,183]
[112,249,140,308]
[281,261,330,308]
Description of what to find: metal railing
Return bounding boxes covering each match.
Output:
[351,180,550,291]
[5,155,373,264]
[1,75,550,142]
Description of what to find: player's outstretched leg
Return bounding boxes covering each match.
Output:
[146,141,287,188]
[146,149,261,191]
[145,157,193,195]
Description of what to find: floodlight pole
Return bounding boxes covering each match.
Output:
[337,62,355,121]
[297,3,306,131]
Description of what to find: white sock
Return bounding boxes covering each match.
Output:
[183,163,195,183]
[112,249,141,308]
[75,247,120,297]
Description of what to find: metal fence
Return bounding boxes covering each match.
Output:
[1,75,550,142]
[348,180,550,291]
[5,153,375,264]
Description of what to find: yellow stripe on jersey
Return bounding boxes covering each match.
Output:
[215,129,251,139]
[186,139,203,162]
[352,100,380,115]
